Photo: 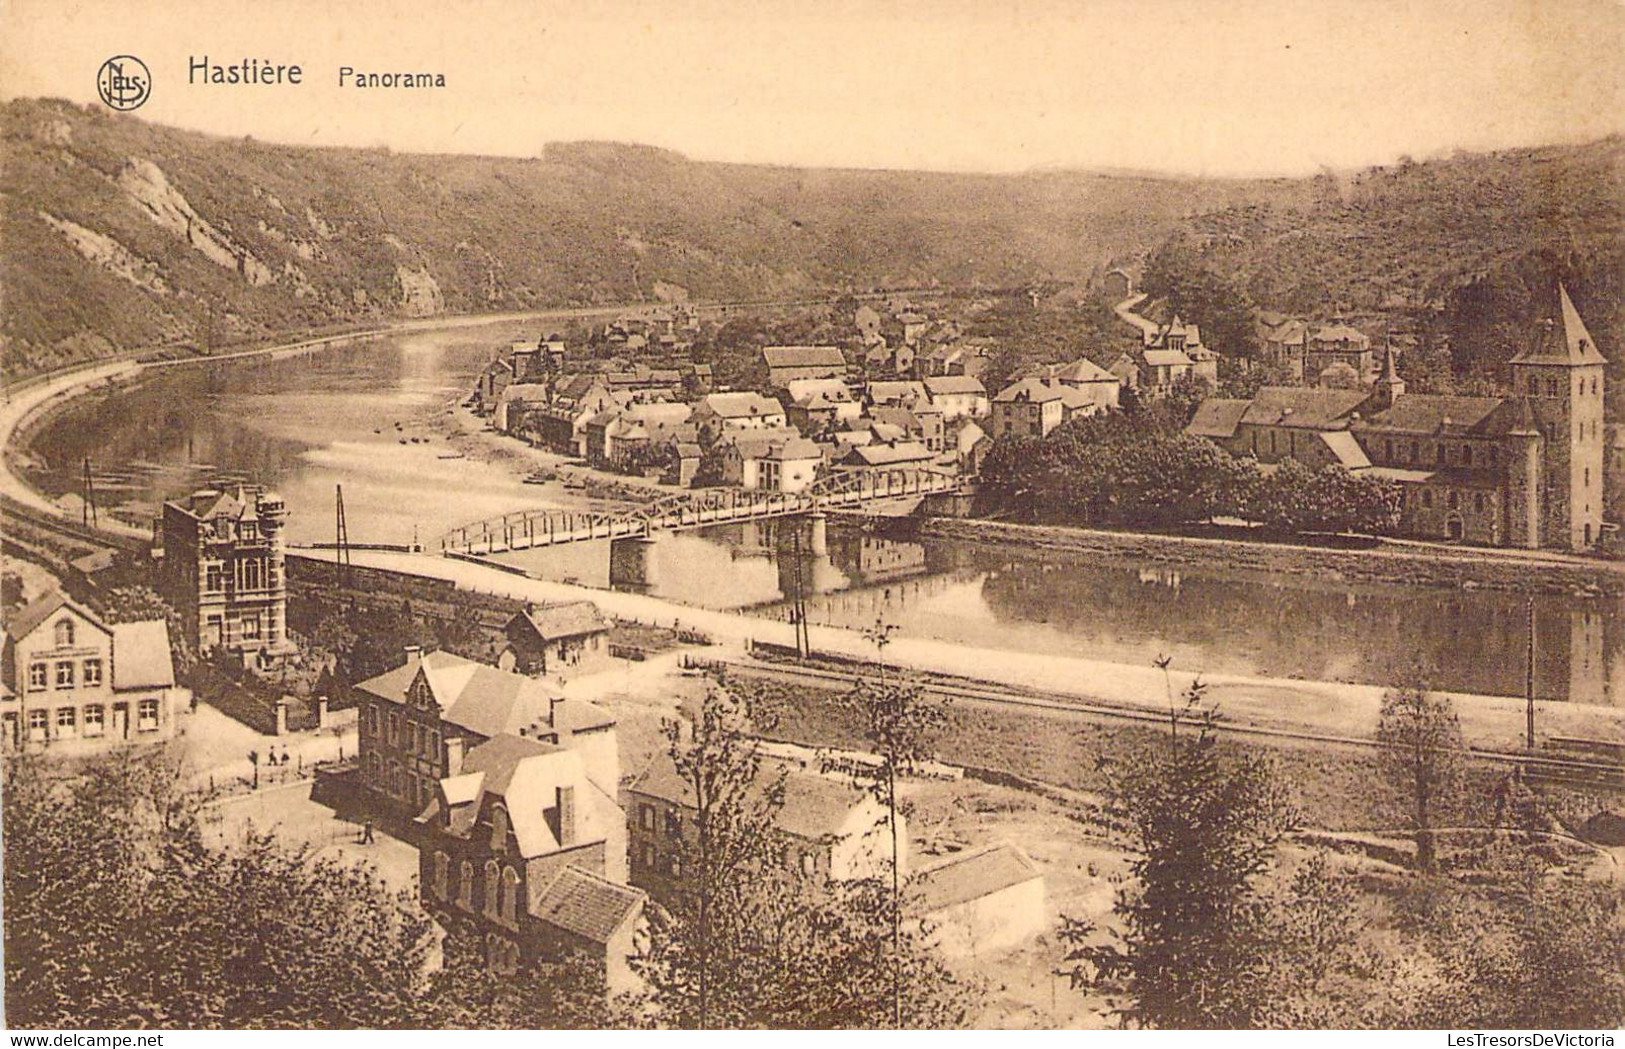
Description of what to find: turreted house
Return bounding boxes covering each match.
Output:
[1186,286,1606,550]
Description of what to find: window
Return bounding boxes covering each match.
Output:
[54,619,75,647]
[1434,444,1445,465]
[241,615,261,641]
[669,854,682,877]
[137,699,159,731]
[83,659,103,687]
[1384,439,1393,461]
[665,810,683,838]
[801,851,816,876]
[27,709,47,737]
[205,565,225,592]
[640,804,656,831]
[55,707,76,736]
[640,842,657,869]
[1410,439,1419,462]
[484,860,500,917]
[55,661,74,689]
[1448,491,1459,510]
[27,663,47,691]
[433,852,450,901]
[1422,490,1433,509]
[83,705,105,736]
[1475,493,1486,513]
[502,867,520,923]
[1547,379,1558,398]
[458,861,475,910]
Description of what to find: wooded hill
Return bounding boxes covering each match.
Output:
[0,97,1297,377]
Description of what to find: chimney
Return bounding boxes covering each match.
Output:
[444,735,465,776]
[556,785,576,847]
[404,644,423,664]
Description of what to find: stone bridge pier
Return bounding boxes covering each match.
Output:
[609,536,660,590]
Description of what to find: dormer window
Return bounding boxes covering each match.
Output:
[54,619,74,648]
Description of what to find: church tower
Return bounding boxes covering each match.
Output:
[1508,284,1607,550]
[1370,338,1406,411]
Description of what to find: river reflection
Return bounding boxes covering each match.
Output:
[20,328,1624,705]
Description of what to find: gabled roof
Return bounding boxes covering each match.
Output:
[846,441,934,466]
[1317,431,1372,470]
[699,392,785,419]
[866,380,929,406]
[629,754,871,840]
[111,621,175,690]
[1354,393,1515,436]
[5,591,106,642]
[1509,284,1607,367]
[1142,348,1194,368]
[356,650,592,741]
[762,345,845,369]
[761,436,823,461]
[511,601,611,643]
[1239,387,1369,429]
[993,378,1065,404]
[1311,323,1370,346]
[1186,398,1251,440]
[532,866,646,944]
[912,843,1042,913]
[923,375,986,397]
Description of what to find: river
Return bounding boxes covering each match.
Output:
[20,326,1624,706]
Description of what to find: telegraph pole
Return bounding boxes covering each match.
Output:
[335,484,352,587]
[1525,596,1537,751]
[81,458,97,529]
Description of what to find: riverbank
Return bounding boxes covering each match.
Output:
[918,517,1621,599]
[294,546,1625,756]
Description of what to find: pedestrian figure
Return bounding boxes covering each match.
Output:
[362,819,375,845]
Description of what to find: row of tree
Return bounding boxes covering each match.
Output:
[978,411,1404,536]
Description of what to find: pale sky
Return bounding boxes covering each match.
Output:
[4,0,1623,176]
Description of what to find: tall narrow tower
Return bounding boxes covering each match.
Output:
[1508,284,1607,550]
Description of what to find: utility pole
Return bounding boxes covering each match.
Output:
[81,458,97,529]
[1525,596,1537,751]
[789,521,810,659]
[335,484,352,587]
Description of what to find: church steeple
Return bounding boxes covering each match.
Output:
[1510,282,1607,367]
[1370,337,1405,410]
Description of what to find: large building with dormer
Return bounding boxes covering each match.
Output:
[354,647,618,820]
[1187,286,1606,550]
[157,481,295,668]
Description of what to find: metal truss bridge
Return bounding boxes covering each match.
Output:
[441,468,962,555]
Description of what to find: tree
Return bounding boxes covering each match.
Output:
[420,919,620,1029]
[1375,686,1462,871]
[638,686,785,1028]
[831,668,948,1028]
[1061,691,1297,1028]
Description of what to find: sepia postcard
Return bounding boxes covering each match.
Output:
[1,0,1623,1035]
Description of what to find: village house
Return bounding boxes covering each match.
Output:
[864,379,931,411]
[782,377,863,435]
[354,646,619,820]
[897,312,931,346]
[1103,267,1134,300]
[415,733,645,989]
[911,843,1047,960]
[1186,287,1606,550]
[1,591,182,753]
[923,375,990,421]
[989,377,1108,439]
[495,382,549,435]
[854,304,882,341]
[584,402,694,467]
[1144,316,1218,385]
[871,404,946,453]
[1257,312,1312,380]
[714,431,824,491]
[1018,359,1121,411]
[949,418,991,476]
[157,482,296,668]
[863,341,916,378]
[626,755,899,908]
[838,438,936,471]
[692,391,789,444]
[529,374,623,456]
[762,345,847,388]
[498,602,613,678]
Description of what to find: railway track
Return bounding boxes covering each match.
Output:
[716,655,1625,795]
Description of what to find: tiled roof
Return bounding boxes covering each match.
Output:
[1239,387,1369,429]
[111,621,175,690]
[532,866,646,944]
[6,591,76,641]
[1354,393,1514,436]
[762,436,823,461]
[762,346,845,369]
[630,755,869,840]
[1186,398,1251,440]
[700,392,784,419]
[912,843,1042,913]
[514,601,611,642]
[924,375,986,396]
[994,378,1064,404]
[357,651,566,740]
[1311,323,1370,346]
[1317,431,1372,470]
[847,441,934,466]
[1142,348,1194,368]
[866,381,929,405]
[1509,285,1607,366]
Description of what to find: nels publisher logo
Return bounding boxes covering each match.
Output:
[97,55,151,111]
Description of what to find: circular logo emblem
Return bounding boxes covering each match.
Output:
[97,55,151,111]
